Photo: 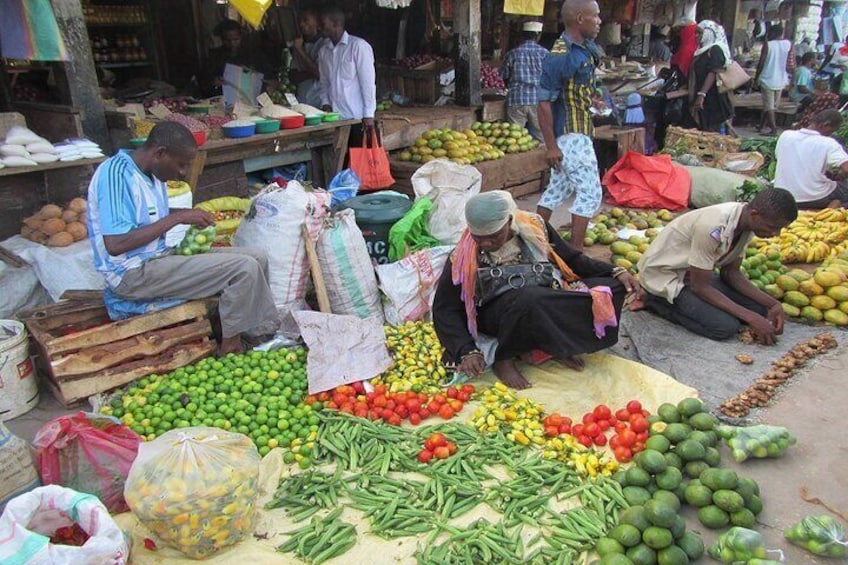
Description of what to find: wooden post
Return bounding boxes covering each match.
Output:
[51,0,111,151]
[453,0,482,107]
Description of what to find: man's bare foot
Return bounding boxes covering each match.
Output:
[628,297,646,311]
[493,360,532,389]
[557,355,585,371]
[219,335,244,355]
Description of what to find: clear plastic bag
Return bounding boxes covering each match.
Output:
[124,427,260,559]
[716,424,796,462]
[784,515,847,558]
[708,527,775,563]
[32,412,141,514]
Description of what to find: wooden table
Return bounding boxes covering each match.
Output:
[186,120,355,198]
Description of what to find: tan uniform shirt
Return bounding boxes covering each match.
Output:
[637,203,752,303]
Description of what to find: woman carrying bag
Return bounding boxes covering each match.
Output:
[690,20,735,133]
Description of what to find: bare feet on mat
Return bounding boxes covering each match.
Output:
[219,335,245,355]
[628,297,646,311]
[557,355,585,371]
[493,360,532,389]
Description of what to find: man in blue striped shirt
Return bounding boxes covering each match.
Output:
[500,21,549,139]
[87,122,279,353]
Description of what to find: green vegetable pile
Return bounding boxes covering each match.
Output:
[736,179,764,202]
[740,137,777,181]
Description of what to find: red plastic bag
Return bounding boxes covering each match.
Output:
[602,151,691,210]
[32,412,141,513]
[350,132,395,191]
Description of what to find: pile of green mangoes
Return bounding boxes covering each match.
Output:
[176,226,216,256]
[785,515,847,558]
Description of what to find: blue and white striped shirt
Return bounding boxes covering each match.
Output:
[86,151,170,288]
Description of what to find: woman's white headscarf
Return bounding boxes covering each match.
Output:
[465,190,517,236]
[694,20,732,69]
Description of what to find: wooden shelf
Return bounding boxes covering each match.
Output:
[0,157,105,178]
[98,62,152,69]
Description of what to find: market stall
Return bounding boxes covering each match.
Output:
[378,106,478,152]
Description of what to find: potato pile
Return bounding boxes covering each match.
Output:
[21,198,88,247]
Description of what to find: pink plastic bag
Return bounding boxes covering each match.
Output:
[32,412,141,513]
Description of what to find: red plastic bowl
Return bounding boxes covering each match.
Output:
[192,130,207,146]
[280,115,305,129]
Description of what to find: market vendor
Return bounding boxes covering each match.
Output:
[632,189,798,344]
[291,8,328,108]
[199,19,274,98]
[318,5,377,144]
[432,191,641,390]
[500,21,549,139]
[774,109,848,209]
[86,122,280,354]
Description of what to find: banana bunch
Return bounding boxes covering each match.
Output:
[810,208,847,222]
[755,208,848,264]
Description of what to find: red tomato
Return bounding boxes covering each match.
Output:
[626,400,643,414]
[636,431,649,443]
[434,446,451,459]
[613,446,633,462]
[446,442,458,455]
[433,393,447,404]
[597,419,611,432]
[339,405,353,415]
[427,433,448,448]
[395,406,409,418]
[352,381,365,394]
[373,395,388,408]
[630,417,648,433]
[582,413,596,424]
[446,387,458,399]
[374,384,387,395]
[427,402,441,415]
[614,421,628,433]
[583,423,601,438]
[619,429,637,447]
[594,434,608,446]
[461,384,475,395]
[578,435,593,447]
[544,425,560,438]
[457,391,470,402]
[572,424,585,437]
[418,449,433,463]
[615,408,630,421]
[631,442,645,454]
[317,392,330,402]
[558,422,572,435]
[326,401,338,410]
[593,405,612,420]
[547,414,564,427]
[438,404,456,420]
[388,414,402,426]
[368,409,381,420]
[405,398,422,413]
[354,407,368,419]
[641,409,650,417]
[609,434,621,449]
[385,400,396,411]
[333,394,347,407]
[381,409,394,421]
[418,392,429,403]
[448,399,463,412]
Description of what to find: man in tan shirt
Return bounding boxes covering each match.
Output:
[634,189,798,344]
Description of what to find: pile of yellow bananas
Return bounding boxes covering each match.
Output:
[753,208,848,264]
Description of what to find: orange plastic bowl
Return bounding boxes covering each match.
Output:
[192,130,207,146]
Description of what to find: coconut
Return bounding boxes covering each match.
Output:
[39,204,63,219]
[41,218,67,236]
[47,232,74,247]
[66,222,87,241]
[61,209,78,223]
[68,197,87,213]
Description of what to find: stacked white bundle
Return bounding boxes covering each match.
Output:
[1,126,41,167]
[54,138,106,162]
[0,127,106,167]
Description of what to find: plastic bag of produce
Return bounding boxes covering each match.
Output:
[376,246,453,325]
[0,421,40,513]
[0,485,130,565]
[785,515,847,558]
[32,412,141,514]
[233,181,330,337]
[716,424,796,462]
[708,527,776,563]
[388,197,441,261]
[315,209,383,320]
[124,427,260,559]
[175,225,216,256]
[412,159,481,245]
[165,181,193,247]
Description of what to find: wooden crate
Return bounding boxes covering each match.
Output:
[480,96,506,122]
[23,295,216,406]
[389,147,549,198]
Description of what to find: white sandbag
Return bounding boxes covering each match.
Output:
[59,154,84,162]
[67,139,99,149]
[25,142,56,155]
[375,245,453,325]
[2,156,38,167]
[315,209,383,321]
[412,159,481,245]
[0,485,130,565]
[4,126,40,145]
[0,144,30,158]
[233,181,330,337]
[29,153,59,164]
[684,165,762,208]
[0,421,40,513]
[164,189,193,247]
[81,151,105,159]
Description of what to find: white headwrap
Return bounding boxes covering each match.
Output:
[694,20,732,69]
[464,190,517,236]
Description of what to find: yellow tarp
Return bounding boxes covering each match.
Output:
[229,0,272,29]
[114,353,696,564]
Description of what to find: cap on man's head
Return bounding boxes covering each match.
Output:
[523,21,543,33]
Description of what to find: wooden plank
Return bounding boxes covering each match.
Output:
[187,149,207,193]
[52,319,212,379]
[302,225,331,313]
[43,301,210,354]
[0,157,105,179]
[23,302,108,333]
[380,107,477,151]
[44,339,217,405]
[60,289,104,301]
[506,177,545,199]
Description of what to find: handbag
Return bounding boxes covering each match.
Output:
[475,262,555,306]
[349,130,395,191]
[716,61,752,93]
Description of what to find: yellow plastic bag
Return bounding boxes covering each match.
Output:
[229,0,272,28]
[124,428,260,559]
[503,0,544,16]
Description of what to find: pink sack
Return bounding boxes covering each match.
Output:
[32,412,141,513]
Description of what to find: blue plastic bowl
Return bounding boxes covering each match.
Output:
[222,123,256,138]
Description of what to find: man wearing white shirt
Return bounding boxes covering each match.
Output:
[318,6,376,142]
[774,109,848,208]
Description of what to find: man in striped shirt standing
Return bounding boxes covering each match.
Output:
[500,21,549,139]
[536,0,605,251]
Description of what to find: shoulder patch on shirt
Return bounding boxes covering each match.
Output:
[550,38,570,55]
[709,228,722,242]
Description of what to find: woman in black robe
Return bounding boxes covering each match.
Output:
[432,191,642,389]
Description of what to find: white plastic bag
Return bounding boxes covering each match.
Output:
[0,485,130,565]
[0,421,40,513]
[315,209,383,321]
[164,190,193,247]
[233,181,330,337]
[412,159,481,245]
[375,245,453,325]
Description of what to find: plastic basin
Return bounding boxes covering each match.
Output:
[129,137,147,148]
[280,115,305,129]
[255,119,281,134]
[222,123,256,138]
[322,112,341,122]
[192,130,207,146]
[304,115,323,126]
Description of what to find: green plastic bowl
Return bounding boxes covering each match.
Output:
[129,137,147,148]
[322,112,341,122]
[255,119,281,134]
[186,104,212,115]
[304,115,323,126]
